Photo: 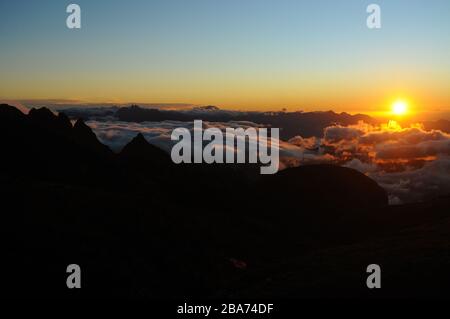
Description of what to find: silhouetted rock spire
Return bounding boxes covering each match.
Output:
[72,119,112,157]
[120,133,170,163]
[28,107,72,133]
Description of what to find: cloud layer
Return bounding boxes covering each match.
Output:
[88,120,450,204]
[299,121,450,203]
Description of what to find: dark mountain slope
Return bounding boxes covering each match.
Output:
[28,107,72,134]
[119,133,172,166]
[117,133,175,186]
[262,164,388,210]
[71,119,113,158]
[0,103,28,123]
[0,104,116,186]
[1,104,450,299]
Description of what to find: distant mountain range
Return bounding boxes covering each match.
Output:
[1,103,450,299]
[59,104,450,140]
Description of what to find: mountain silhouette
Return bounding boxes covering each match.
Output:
[0,103,28,123]
[28,107,72,133]
[118,133,175,185]
[263,164,388,210]
[71,118,113,158]
[0,104,116,185]
[1,103,450,299]
[119,133,171,164]
[107,105,377,139]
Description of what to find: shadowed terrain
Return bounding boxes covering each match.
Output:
[1,104,449,299]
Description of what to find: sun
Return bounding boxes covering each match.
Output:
[392,100,408,116]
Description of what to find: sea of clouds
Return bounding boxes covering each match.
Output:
[87,119,450,204]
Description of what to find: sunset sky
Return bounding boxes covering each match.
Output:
[0,0,449,116]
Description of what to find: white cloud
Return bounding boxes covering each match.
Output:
[88,119,450,204]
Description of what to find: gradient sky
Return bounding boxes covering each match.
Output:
[0,0,449,114]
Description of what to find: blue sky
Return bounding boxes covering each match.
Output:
[1,0,449,113]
